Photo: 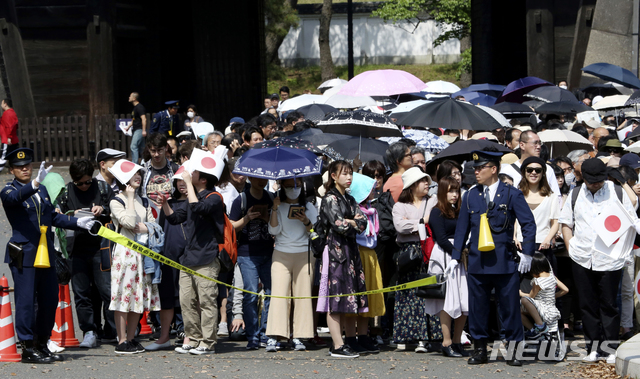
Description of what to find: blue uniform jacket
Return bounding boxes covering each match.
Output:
[150,109,179,135]
[1,179,79,267]
[452,181,536,275]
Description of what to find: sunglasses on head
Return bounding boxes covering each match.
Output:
[525,167,543,174]
[74,179,93,186]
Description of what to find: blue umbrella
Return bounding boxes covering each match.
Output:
[465,84,505,97]
[582,63,640,89]
[495,76,553,104]
[233,146,323,180]
[458,92,497,107]
[379,129,450,153]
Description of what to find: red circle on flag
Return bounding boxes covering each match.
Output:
[201,157,216,169]
[121,161,135,173]
[604,215,621,232]
[176,166,184,175]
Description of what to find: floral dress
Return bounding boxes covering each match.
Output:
[108,193,160,313]
[319,188,368,314]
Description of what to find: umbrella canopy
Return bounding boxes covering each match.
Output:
[490,102,536,115]
[458,92,497,106]
[592,94,631,110]
[295,103,339,122]
[337,69,425,97]
[495,76,553,103]
[524,86,580,103]
[324,93,377,109]
[579,83,622,97]
[582,63,640,89]
[324,137,389,164]
[233,146,323,180]
[317,110,402,138]
[318,78,348,90]
[396,97,504,131]
[538,129,594,158]
[624,90,640,106]
[536,101,593,115]
[476,105,511,128]
[380,129,450,153]
[522,99,546,109]
[387,100,432,119]
[423,80,461,94]
[464,84,505,98]
[278,95,327,112]
[253,136,340,160]
[424,139,511,176]
[288,127,344,147]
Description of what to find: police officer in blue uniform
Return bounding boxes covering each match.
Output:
[447,148,536,366]
[1,149,95,363]
[150,100,180,136]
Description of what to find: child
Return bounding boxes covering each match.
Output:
[519,253,568,339]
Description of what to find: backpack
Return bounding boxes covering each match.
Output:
[206,192,238,272]
[570,183,623,211]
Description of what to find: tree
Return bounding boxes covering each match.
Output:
[265,0,300,66]
[319,0,336,81]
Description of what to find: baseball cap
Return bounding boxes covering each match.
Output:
[96,148,126,163]
[620,153,640,169]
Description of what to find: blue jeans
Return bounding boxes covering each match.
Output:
[237,255,272,344]
[130,129,145,164]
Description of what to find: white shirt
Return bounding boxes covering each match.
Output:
[500,161,561,200]
[215,183,239,216]
[483,180,500,203]
[268,202,318,253]
[559,181,637,271]
[516,195,559,243]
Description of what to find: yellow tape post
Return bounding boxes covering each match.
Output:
[98,226,437,300]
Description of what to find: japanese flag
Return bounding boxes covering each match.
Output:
[593,199,634,247]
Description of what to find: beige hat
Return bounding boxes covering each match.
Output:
[514,125,532,132]
[500,153,519,164]
[470,132,498,141]
[440,135,459,144]
[584,119,600,130]
[606,156,620,168]
[402,167,431,190]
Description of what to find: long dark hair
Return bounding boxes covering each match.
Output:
[519,163,552,196]
[435,160,462,182]
[324,160,352,192]
[436,177,460,219]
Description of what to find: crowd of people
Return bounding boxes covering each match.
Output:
[3,84,640,367]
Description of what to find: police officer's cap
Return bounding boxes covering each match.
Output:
[471,149,503,167]
[7,148,33,166]
[165,100,180,109]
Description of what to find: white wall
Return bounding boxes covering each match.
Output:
[278,13,461,67]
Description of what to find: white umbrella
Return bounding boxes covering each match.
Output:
[318,78,348,90]
[625,140,640,153]
[278,94,327,112]
[322,83,345,97]
[538,129,594,158]
[592,95,631,110]
[476,105,511,128]
[324,93,377,109]
[388,100,432,115]
[422,80,461,94]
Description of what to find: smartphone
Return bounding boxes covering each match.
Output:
[288,206,305,219]
[253,204,269,222]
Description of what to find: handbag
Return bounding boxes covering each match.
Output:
[396,242,423,275]
[416,259,447,299]
[420,222,435,265]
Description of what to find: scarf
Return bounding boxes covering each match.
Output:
[359,202,379,237]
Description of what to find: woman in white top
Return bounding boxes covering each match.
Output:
[516,156,559,272]
[265,177,318,351]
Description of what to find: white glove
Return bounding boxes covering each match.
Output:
[35,161,53,184]
[518,252,533,274]
[444,260,459,279]
[77,216,96,231]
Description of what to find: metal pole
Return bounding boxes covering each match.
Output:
[348,0,354,80]
[633,0,639,76]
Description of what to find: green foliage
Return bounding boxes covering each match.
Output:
[372,0,471,47]
[265,0,300,40]
[456,48,472,79]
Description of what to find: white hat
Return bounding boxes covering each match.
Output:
[108,159,143,186]
[402,167,431,190]
[171,161,191,181]
[192,122,214,140]
[470,132,498,141]
[584,118,600,130]
[189,148,225,180]
[592,95,604,105]
[96,148,126,163]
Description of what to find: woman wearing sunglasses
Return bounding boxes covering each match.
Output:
[515,157,560,273]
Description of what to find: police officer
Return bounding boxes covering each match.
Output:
[1,149,95,363]
[150,100,180,136]
[447,148,536,366]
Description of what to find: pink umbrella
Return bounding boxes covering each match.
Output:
[337,69,425,97]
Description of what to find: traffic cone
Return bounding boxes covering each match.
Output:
[50,285,79,347]
[0,275,21,362]
[139,311,153,335]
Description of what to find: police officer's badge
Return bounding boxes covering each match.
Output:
[472,153,479,161]
[17,151,25,159]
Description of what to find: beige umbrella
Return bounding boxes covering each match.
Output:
[538,129,594,158]
[592,94,631,110]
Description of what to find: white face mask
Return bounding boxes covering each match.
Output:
[285,187,301,200]
[187,111,195,119]
[565,172,575,186]
[559,85,568,90]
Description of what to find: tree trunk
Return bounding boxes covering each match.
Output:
[459,36,472,87]
[319,0,335,81]
[265,0,299,66]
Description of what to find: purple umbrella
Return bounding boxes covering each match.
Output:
[337,69,426,97]
[495,76,553,104]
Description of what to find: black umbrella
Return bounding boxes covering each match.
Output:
[579,83,622,97]
[324,137,389,164]
[289,128,344,147]
[522,99,546,109]
[582,63,640,89]
[254,136,341,160]
[317,110,402,138]
[425,139,512,176]
[536,101,593,115]
[624,90,640,106]
[524,86,580,103]
[490,102,536,115]
[295,104,339,122]
[396,97,503,131]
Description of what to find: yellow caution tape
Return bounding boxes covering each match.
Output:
[98,226,437,299]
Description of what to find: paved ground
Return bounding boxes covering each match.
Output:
[0,168,594,377]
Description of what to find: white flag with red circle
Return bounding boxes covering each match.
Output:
[593,199,634,247]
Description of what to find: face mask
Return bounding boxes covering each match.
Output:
[187,111,195,118]
[285,187,301,200]
[559,85,567,90]
[565,172,575,186]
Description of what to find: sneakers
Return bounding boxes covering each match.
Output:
[415,341,428,353]
[189,346,214,355]
[218,322,229,336]
[330,344,359,358]
[291,338,306,351]
[265,338,278,352]
[131,339,145,353]
[395,343,406,351]
[47,339,65,353]
[79,331,97,348]
[357,336,380,354]
[606,353,616,365]
[259,336,270,348]
[374,335,385,346]
[582,351,601,362]
[246,341,260,350]
[317,327,330,334]
[307,336,328,348]
[115,341,137,355]
[525,323,549,340]
[175,344,195,354]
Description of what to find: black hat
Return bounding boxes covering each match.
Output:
[581,158,608,183]
[165,100,179,109]
[7,148,33,166]
[269,93,280,101]
[471,149,503,167]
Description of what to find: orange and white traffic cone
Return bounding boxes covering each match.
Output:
[139,311,153,335]
[50,285,79,347]
[0,275,21,362]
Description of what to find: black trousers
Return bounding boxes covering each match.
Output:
[571,261,623,354]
